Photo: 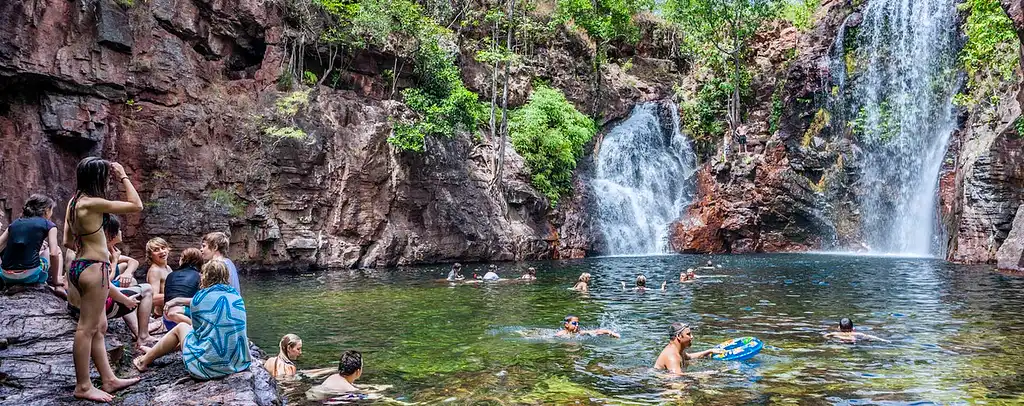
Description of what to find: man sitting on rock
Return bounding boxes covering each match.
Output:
[200,232,241,294]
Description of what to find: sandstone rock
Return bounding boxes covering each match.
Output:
[97,0,134,53]
[997,205,1024,271]
[0,286,281,405]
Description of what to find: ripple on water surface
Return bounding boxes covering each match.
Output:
[242,254,1024,405]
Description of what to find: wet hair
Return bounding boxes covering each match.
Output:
[636,274,647,287]
[76,156,110,198]
[279,334,302,360]
[203,232,229,254]
[146,237,170,257]
[563,314,578,324]
[578,273,591,282]
[670,322,690,340]
[200,259,231,289]
[452,263,462,270]
[839,318,853,332]
[338,350,362,376]
[489,264,497,271]
[23,194,55,218]
[103,214,121,240]
[527,267,536,275]
[179,248,204,269]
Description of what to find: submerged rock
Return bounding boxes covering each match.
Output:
[997,206,1024,271]
[0,287,281,405]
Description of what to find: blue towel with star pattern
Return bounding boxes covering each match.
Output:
[182,283,251,380]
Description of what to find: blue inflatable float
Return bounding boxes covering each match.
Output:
[711,337,763,361]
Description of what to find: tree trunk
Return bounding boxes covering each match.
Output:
[489,17,499,141]
[495,0,515,197]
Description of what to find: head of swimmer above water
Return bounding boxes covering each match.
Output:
[339,350,363,381]
[839,318,854,332]
[563,315,580,333]
[578,273,591,283]
[670,322,693,348]
[635,275,647,288]
[280,334,303,361]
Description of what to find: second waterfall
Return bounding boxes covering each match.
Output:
[592,102,698,255]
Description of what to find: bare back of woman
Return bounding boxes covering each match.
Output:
[63,157,144,402]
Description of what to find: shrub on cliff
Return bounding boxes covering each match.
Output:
[510,86,596,206]
[956,0,1020,107]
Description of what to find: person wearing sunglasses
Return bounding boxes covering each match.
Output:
[654,322,723,374]
[555,315,620,338]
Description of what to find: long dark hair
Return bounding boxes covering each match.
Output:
[22,194,55,217]
[76,157,109,198]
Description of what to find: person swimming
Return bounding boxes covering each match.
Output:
[306,350,367,402]
[555,315,620,338]
[481,264,500,281]
[622,274,648,292]
[823,318,891,343]
[572,273,591,292]
[446,263,464,281]
[654,322,723,374]
[520,267,537,280]
[680,268,697,283]
[265,334,303,379]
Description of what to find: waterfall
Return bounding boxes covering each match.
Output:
[592,102,698,255]
[832,0,960,256]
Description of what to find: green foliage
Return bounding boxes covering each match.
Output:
[115,0,136,7]
[264,125,308,139]
[769,82,785,134]
[679,76,730,153]
[802,108,830,147]
[509,86,597,206]
[209,189,246,218]
[780,0,819,31]
[957,0,1021,106]
[554,0,654,43]
[664,0,780,65]
[849,102,899,143]
[1016,117,1024,139]
[275,90,311,117]
[302,71,318,86]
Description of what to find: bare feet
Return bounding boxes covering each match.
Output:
[73,386,114,403]
[134,344,152,355]
[139,335,159,347]
[101,376,140,394]
[132,356,149,372]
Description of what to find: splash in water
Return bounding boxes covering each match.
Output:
[592,102,698,255]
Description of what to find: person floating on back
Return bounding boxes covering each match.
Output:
[161,248,203,330]
[572,273,591,293]
[0,194,62,289]
[133,259,252,379]
[654,322,723,374]
[520,267,537,280]
[265,334,303,379]
[823,318,891,343]
[63,157,142,402]
[555,315,620,338]
[200,232,241,294]
[446,263,464,281]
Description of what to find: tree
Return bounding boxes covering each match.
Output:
[666,0,779,158]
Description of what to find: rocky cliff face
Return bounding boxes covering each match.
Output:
[0,0,680,269]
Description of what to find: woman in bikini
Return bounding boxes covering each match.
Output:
[63,157,143,402]
[264,333,303,379]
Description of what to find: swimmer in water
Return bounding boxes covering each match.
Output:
[446,263,464,281]
[622,274,648,292]
[481,264,500,281]
[572,273,591,293]
[680,268,697,283]
[520,267,537,280]
[555,315,620,338]
[654,322,724,374]
[823,318,891,343]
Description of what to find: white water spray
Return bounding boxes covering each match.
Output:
[592,102,698,255]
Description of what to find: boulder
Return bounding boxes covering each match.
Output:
[0,286,281,405]
[997,205,1024,271]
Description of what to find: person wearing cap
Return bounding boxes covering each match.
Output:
[446,263,464,281]
[555,315,620,338]
[520,267,537,280]
[481,264,500,281]
[654,322,723,374]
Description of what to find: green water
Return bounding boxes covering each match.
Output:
[241,254,1024,405]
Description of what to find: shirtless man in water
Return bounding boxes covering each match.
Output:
[654,322,723,374]
[555,315,620,338]
[823,318,891,343]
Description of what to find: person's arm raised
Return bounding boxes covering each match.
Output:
[85,162,143,214]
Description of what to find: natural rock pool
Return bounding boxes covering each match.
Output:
[242,254,1024,404]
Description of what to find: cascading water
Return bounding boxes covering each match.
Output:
[592,102,698,255]
[830,0,961,256]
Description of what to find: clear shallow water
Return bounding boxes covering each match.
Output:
[242,254,1024,405]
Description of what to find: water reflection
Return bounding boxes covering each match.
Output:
[242,254,1022,404]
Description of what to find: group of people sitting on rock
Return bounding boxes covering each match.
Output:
[0,157,250,402]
